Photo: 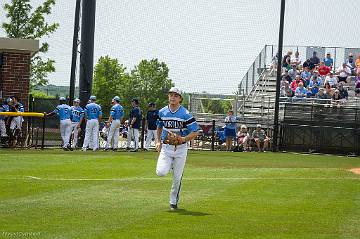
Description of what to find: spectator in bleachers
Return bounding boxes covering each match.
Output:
[282,50,292,69]
[224,110,237,151]
[355,54,360,75]
[301,67,311,87]
[354,72,360,96]
[270,53,279,72]
[252,124,270,152]
[310,51,320,66]
[336,63,351,84]
[288,64,298,80]
[324,72,337,87]
[282,70,292,84]
[318,61,331,77]
[337,82,348,101]
[324,52,334,68]
[294,82,307,98]
[291,51,302,67]
[281,81,294,98]
[308,76,321,97]
[303,58,315,70]
[316,88,330,101]
[331,89,342,106]
[290,75,303,92]
[346,53,356,75]
[237,125,250,151]
[311,71,324,85]
[324,82,334,98]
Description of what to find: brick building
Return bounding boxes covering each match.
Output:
[0,38,39,111]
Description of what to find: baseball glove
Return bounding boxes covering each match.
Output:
[164,131,184,145]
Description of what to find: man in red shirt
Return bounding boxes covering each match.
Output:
[318,61,331,76]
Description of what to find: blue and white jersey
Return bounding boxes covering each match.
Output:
[0,104,6,120]
[224,115,239,130]
[110,104,124,120]
[70,106,84,123]
[157,105,199,141]
[85,103,102,120]
[53,104,72,120]
[17,103,24,112]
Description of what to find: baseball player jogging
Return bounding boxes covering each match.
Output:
[144,102,159,151]
[82,95,102,151]
[45,97,72,150]
[156,87,199,210]
[104,96,124,151]
[70,98,84,148]
[127,98,142,152]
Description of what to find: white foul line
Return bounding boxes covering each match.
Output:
[0,177,359,181]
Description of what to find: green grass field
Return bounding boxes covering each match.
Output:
[0,150,360,239]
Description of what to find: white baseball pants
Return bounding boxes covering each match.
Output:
[60,119,72,148]
[83,119,99,151]
[156,143,188,205]
[105,120,121,149]
[70,122,80,148]
[0,119,7,137]
[10,116,23,130]
[145,129,157,150]
[127,127,139,150]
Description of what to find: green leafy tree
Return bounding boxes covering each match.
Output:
[126,59,174,114]
[93,56,129,116]
[2,0,59,88]
[203,99,233,114]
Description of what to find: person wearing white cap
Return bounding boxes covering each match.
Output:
[155,86,200,210]
[252,124,270,152]
[82,95,102,151]
[104,96,124,151]
[44,97,72,150]
[70,98,84,148]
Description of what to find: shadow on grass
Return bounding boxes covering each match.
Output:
[167,209,211,216]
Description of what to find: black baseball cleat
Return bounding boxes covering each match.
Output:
[170,204,178,210]
[130,149,138,152]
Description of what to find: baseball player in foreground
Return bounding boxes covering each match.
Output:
[155,87,199,210]
[70,98,84,148]
[45,97,72,150]
[104,96,124,151]
[82,95,102,151]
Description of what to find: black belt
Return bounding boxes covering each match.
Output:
[163,141,187,146]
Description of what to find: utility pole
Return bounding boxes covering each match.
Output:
[272,0,286,152]
[69,0,81,105]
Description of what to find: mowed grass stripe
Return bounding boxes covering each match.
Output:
[1,150,360,238]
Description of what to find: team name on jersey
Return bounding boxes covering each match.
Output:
[162,119,184,129]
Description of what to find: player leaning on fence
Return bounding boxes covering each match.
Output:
[45,97,72,151]
[155,87,199,211]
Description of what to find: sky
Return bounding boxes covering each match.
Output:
[1,0,359,94]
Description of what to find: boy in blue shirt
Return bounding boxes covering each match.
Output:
[82,95,102,151]
[155,87,199,210]
[70,98,84,148]
[104,96,124,151]
[45,97,72,150]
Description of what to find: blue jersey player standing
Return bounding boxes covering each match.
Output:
[82,95,102,151]
[156,87,199,210]
[45,97,72,150]
[70,98,84,148]
[104,96,124,151]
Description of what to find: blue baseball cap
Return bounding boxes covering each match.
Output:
[89,95,96,101]
[113,96,120,102]
[74,98,80,103]
[59,97,66,101]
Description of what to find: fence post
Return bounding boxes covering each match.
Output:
[252,63,255,86]
[41,116,46,149]
[141,117,145,150]
[211,120,215,151]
